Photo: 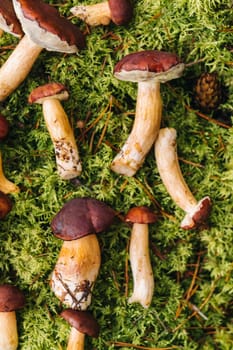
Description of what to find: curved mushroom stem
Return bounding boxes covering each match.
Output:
[42,98,82,179]
[128,223,154,308]
[0,311,18,350]
[154,127,211,229]
[0,35,42,101]
[70,2,112,26]
[111,80,162,176]
[50,234,101,310]
[66,327,85,350]
[0,152,19,194]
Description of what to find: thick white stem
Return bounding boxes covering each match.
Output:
[155,128,211,229]
[0,152,19,194]
[0,312,18,350]
[42,99,82,179]
[70,2,111,26]
[0,35,42,101]
[67,327,85,350]
[50,234,101,310]
[111,81,162,176]
[129,223,154,308]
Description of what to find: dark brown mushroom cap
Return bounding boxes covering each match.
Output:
[13,0,86,52]
[0,284,25,312]
[61,308,100,338]
[108,0,133,25]
[181,196,212,230]
[51,197,115,241]
[125,206,158,224]
[0,191,12,219]
[0,0,23,37]
[28,82,69,104]
[114,50,185,83]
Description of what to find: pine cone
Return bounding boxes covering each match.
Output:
[194,72,222,112]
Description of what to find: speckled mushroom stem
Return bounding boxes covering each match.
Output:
[0,35,42,101]
[66,327,85,350]
[42,99,82,179]
[111,80,162,176]
[128,223,154,308]
[155,127,211,229]
[0,152,19,194]
[0,311,18,350]
[70,2,111,26]
[50,234,101,310]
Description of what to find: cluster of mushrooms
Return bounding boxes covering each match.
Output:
[0,0,212,349]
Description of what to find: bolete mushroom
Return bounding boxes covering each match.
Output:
[70,0,133,27]
[0,152,19,194]
[154,127,211,229]
[28,82,82,180]
[0,284,25,350]
[0,190,12,219]
[0,0,23,38]
[110,50,185,177]
[60,308,100,350]
[125,206,158,308]
[0,0,85,101]
[50,197,115,310]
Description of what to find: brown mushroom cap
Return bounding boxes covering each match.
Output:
[125,206,158,224]
[12,0,86,52]
[0,113,9,140]
[28,82,69,104]
[51,197,115,241]
[61,308,100,338]
[0,284,25,312]
[108,0,133,25]
[114,50,185,83]
[181,196,212,230]
[0,191,12,219]
[0,0,23,37]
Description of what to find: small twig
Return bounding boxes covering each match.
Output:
[185,105,231,129]
[110,342,180,349]
[178,157,205,169]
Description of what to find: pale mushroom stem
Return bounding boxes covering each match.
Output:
[42,99,82,179]
[155,127,211,229]
[71,2,112,26]
[111,80,162,176]
[66,327,85,350]
[0,35,42,101]
[129,223,154,308]
[50,234,101,310]
[0,311,18,350]
[0,152,19,194]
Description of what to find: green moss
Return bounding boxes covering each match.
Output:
[0,0,232,349]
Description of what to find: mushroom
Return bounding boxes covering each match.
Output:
[0,113,9,140]
[125,206,158,308]
[0,0,23,38]
[0,190,12,219]
[0,284,25,350]
[60,308,100,350]
[154,127,211,229]
[50,197,115,311]
[70,0,133,27]
[110,50,185,177]
[0,152,19,194]
[0,0,85,101]
[28,82,82,180]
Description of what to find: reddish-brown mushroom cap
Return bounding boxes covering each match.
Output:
[51,197,115,241]
[0,114,9,140]
[125,206,158,224]
[181,196,212,230]
[108,0,133,25]
[114,50,185,83]
[28,82,69,104]
[0,284,25,312]
[61,309,100,338]
[13,0,86,52]
[0,0,23,37]
[0,191,12,219]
